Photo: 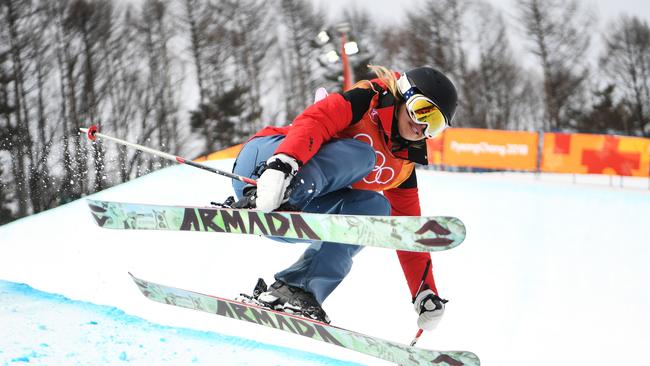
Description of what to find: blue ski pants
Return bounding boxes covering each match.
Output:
[232,135,391,303]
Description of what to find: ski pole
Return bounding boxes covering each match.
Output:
[409,328,424,347]
[79,125,257,186]
[410,259,432,347]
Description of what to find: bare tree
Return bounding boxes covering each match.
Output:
[99,4,146,183]
[181,0,235,153]
[516,0,593,131]
[0,160,14,224]
[398,0,469,76]
[393,0,476,128]
[1,0,34,217]
[229,0,277,136]
[181,0,277,152]
[1,0,68,214]
[51,0,86,201]
[67,0,115,191]
[278,0,324,119]
[373,26,405,70]
[140,0,181,167]
[463,1,539,130]
[181,0,209,104]
[600,15,650,137]
[0,48,17,220]
[28,2,59,212]
[0,0,193,222]
[57,0,110,193]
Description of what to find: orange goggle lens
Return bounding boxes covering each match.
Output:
[407,96,447,138]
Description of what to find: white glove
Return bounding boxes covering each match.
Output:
[255,154,300,212]
[414,289,446,330]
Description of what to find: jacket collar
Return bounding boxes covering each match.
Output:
[370,82,399,135]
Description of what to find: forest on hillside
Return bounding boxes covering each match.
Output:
[2,0,650,223]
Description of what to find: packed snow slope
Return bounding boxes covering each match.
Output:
[1,159,649,366]
[0,280,360,366]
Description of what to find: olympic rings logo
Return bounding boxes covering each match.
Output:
[353,133,395,185]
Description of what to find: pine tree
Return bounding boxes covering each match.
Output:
[189,84,252,153]
[600,15,650,137]
[573,85,632,134]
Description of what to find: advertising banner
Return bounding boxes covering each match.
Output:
[542,133,650,177]
[195,144,244,162]
[203,130,650,179]
[440,128,539,171]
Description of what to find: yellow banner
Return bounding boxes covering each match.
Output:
[542,133,650,177]
[194,144,243,162]
[441,128,539,171]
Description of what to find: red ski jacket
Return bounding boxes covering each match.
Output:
[252,79,438,297]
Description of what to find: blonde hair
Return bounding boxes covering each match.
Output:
[352,65,399,97]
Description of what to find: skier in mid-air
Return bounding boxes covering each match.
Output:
[231,65,458,330]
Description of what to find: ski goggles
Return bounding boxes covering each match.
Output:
[397,75,448,138]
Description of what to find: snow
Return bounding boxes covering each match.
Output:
[0,280,357,366]
[1,159,649,365]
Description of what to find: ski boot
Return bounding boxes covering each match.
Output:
[237,278,269,305]
[257,280,330,324]
[238,278,330,323]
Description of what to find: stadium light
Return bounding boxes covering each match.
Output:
[312,22,359,90]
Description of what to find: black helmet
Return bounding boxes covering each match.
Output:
[398,66,458,126]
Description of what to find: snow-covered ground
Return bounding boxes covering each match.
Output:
[1,159,649,365]
[0,280,358,366]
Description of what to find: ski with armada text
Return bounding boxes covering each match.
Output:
[128,273,480,366]
[86,199,466,252]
